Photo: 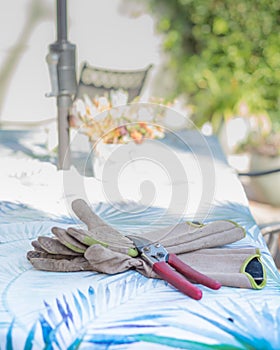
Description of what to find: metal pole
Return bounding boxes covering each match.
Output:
[57,0,67,41]
[46,0,77,170]
[57,94,72,169]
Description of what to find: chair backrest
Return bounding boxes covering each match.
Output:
[76,62,153,102]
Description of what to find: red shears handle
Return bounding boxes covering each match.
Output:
[153,260,203,300]
[152,253,221,300]
[168,253,221,290]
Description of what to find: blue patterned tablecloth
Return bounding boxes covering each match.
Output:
[0,129,280,349]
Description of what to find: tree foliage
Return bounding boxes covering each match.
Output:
[144,0,280,129]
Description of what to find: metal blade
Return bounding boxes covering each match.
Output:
[125,235,153,250]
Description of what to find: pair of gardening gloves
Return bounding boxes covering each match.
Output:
[27,199,266,290]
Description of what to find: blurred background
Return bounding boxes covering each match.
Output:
[0,0,161,122]
[0,0,279,260]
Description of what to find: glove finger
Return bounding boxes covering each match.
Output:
[91,226,135,247]
[29,256,92,272]
[38,236,82,256]
[67,228,137,257]
[71,199,134,247]
[27,250,74,261]
[84,244,144,274]
[140,222,204,245]
[52,227,88,253]
[168,226,245,254]
[31,240,46,252]
[163,221,244,247]
[67,227,108,246]
[142,220,245,254]
[72,199,107,230]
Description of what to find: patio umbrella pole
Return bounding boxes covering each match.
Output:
[46,0,77,170]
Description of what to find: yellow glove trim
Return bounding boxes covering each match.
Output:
[241,249,267,289]
[226,220,246,238]
[185,221,205,228]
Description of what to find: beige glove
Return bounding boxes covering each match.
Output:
[140,220,245,254]
[70,199,246,255]
[28,198,245,261]
[54,199,138,256]
[27,244,145,274]
[80,244,266,289]
[179,248,266,289]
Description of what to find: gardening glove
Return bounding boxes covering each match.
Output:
[76,243,266,289]
[27,235,90,271]
[70,199,246,255]
[27,243,147,274]
[31,198,244,259]
[178,247,266,289]
[140,220,246,254]
[28,242,266,289]
[26,224,137,269]
[27,201,139,258]
[62,199,138,257]
[26,208,139,271]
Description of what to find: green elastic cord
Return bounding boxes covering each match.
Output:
[62,242,86,254]
[241,249,267,289]
[128,248,139,257]
[83,235,108,247]
[225,220,246,238]
[83,235,138,257]
[185,221,205,228]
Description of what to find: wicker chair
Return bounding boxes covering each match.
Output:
[76,62,153,102]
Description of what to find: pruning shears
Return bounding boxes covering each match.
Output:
[127,235,221,300]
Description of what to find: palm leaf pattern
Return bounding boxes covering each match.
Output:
[9,284,279,349]
[1,201,280,349]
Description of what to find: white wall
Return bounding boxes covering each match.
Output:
[0,0,161,123]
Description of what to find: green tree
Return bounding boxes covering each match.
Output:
[143,0,280,131]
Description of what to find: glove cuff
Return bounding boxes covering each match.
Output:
[241,249,267,289]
